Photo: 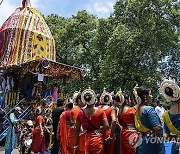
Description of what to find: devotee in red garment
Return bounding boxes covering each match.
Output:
[116,89,137,154]
[32,107,46,153]
[74,88,109,154]
[99,89,116,154]
[59,102,74,154]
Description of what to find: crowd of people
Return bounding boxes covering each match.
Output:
[3,78,180,154]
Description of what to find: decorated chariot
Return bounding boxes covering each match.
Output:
[0,0,85,142]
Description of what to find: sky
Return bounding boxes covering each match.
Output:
[0,0,117,27]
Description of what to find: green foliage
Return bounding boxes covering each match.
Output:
[45,0,179,97]
[100,0,179,95]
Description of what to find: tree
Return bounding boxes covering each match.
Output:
[100,0,180,95]
[45,0,179,96]
[45,11,103,93]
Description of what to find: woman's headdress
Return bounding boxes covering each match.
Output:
[116,88,124,103]
[100,88,112,105]
[81,87,96,105]
[159,78,180,102]
[72,91,81,105]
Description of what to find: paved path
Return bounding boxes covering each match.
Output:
[0,147,19,153]
[0,147,51,153]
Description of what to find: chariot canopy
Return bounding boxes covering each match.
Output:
[0,0,85,81]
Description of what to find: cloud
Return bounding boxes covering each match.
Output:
[85,0,115,18]
[30,0,42,8]
[30,0,45,10]
[0,0,115,26]
[0,0,44,26]
[0,0,17,26]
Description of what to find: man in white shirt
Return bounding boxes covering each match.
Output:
[155,100,166,119]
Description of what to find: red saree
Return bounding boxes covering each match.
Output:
[101,106,115,154]
[60,110,73,154]
[118,107,137,154]
[76,108,106,154]
[32,115,46,153]
[70,106,86,153]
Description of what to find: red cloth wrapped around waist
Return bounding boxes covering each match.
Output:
[102,129,110,139]
[101,129,115,154]
[85,131,103,154]
[68,127,76,151]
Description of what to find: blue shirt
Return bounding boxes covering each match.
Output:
[140,106,161,131]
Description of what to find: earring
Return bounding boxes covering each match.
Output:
[144,96,147,103]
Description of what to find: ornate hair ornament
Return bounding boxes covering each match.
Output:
[159,78,180,102]
[110,91,114,96]
[72,91,81,105]
[100,88,112,105]
[116,88,124,103]
[81,87,96,105]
